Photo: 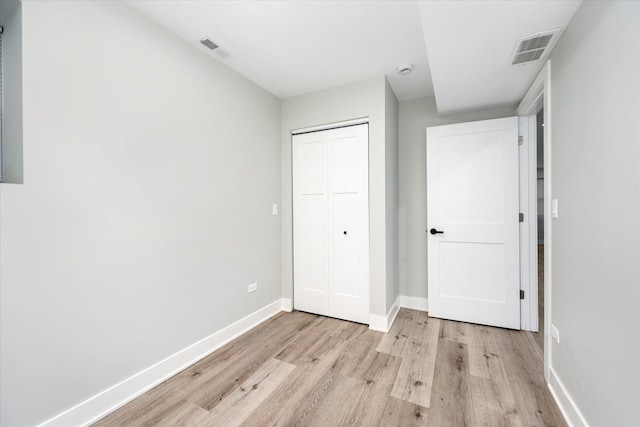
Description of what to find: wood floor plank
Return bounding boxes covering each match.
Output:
[334,328,401,384]
[469,376,521,427]
[466,324,508,382]
[329,337,405,426]
[428,339,477,427]
[154,401,209,427]
[493,328,566,427]
[464,324,520,427]
[275,315,365,365]
[187,313,318,411]
[96,394,189,427]
[377,309,428,356]
[376,397,429,427]
[254,360,343,426]
[388,313,440,407]
[286,372,366,426]
[202,358,296,427]
[439,318,470,345]
[341,376,427,427]
[376,309,412,355]
[289,372,420,427]
[240,339,350,427]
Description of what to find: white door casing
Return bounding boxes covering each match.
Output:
[427,117,520,330]
[293,124,369,324]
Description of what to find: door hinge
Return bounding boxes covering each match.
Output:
[519,212,524,222]
[520,290,525,299]
[518,136,524,145]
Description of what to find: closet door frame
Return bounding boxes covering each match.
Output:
[292,119,370,324]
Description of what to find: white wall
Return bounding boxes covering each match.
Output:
[0,1,23,183]
[281,77,393,317]
[0,1,281,425]
[549,1,640,425]
[398,97,514,299]
[384,79,399,312]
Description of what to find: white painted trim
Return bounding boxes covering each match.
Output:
[368,296,400,333]
[398,295,429,312]
[517,60,552,382]
[38,299,287,427]
[518,115,539,332]
[548,367,590,427]
[369,296,429,332]
[518,116,530,331]
[281,298,293,312]
[387,297,401,329]
[368,314,388,332]
[517,63,546,116]
[527,114,539,332]
[291,117,369,135]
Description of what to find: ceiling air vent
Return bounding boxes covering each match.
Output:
[510,28,562,66]
[198,37,231,59]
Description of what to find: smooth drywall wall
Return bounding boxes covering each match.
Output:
[398,97,514,299]
[385,79,399,312]
[0,2,23,183]
[549,1,639,425]
[281,77,390,317]
[0,1,281,425]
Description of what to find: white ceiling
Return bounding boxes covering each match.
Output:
[127,0,433,102]
[419,0,581,114]
[127,0,581,113]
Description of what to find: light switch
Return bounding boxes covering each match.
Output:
[272,204,278,216]
[552,199,558,219]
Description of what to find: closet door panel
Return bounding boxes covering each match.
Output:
[331,135,359,192]
[293,123,368,324]
[296,140,325,192]
[293,136,328,315]
[296,195,326,294]
[331,193,359,297]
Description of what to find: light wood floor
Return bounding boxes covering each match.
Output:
[94,308,565,426]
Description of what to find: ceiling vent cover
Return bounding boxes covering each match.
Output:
[199,37,231,59]
[510,28,562,66]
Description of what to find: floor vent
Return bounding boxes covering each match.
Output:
[510,29,562,66]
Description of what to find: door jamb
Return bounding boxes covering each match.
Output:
[518,115,538,332]
[517,60,552,382]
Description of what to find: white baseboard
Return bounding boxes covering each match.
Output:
[369,296,400,333]
[38,299,287,427]
[281,298,293,312]
[399,295,428,312]
[548,366,589,427]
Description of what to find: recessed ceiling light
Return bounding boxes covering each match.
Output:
[397,63,414,76]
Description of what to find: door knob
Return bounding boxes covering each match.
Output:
[430,228,444,235]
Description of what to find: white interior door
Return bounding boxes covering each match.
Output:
[293,124,369,324]
[427,117,520,329]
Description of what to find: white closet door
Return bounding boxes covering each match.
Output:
[293,124,369,324]
[427,117,520,330]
